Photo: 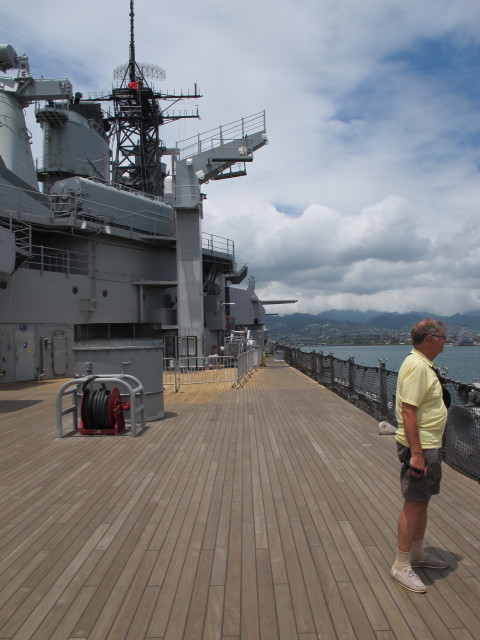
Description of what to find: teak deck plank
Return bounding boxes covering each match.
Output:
[0,359,479,639]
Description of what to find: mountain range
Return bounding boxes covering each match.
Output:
[265,309,480,335]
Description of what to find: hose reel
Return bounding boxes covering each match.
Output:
[79,377,129,435]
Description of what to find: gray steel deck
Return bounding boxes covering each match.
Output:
[0,358,479,639]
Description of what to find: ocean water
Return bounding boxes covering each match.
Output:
[302,344,479,383]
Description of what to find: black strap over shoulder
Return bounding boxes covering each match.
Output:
[433,367,451,409]
[404,353,451,408]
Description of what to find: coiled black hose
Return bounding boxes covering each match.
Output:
[81,382,111,429]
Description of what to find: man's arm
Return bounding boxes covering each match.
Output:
[401,402,425,475]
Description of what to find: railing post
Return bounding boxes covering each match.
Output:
[379,360,388,419]
[174,361,180,393]
[329,353,335,388]
[310,350,315,378]
[318,351,324,384]
[348,356,355,395]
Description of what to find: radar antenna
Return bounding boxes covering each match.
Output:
[100,0,201,196]
[129,0,136,84]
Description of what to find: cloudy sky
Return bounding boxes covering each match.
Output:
[1,0,479,316]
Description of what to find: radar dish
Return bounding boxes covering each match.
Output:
[113,62,166,86]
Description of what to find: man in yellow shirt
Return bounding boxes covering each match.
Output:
[390,318,449,593]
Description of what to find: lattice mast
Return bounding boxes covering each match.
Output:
[108,0,201,197]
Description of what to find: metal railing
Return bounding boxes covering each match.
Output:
[202,232,235,259]
[22,244,89,275]
[177,111,266,160]
[236,349,262,386]
[1,210,88,276]
[163,355,236,391]
[163,349,262,392]
[0,178,174,239]
[282,346,480,483]
[50,181,174,238]
[0,216,32,254]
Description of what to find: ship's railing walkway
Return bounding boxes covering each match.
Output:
[282,345,480,483]
[1,183,239,272]
[0,215,90,275]
[0,228,236,279]
[0,216,32,255]
[1,177,174,240]
[176,111,266,160]
[163,350,262,391]
[23,244,89,275]
[202,232,235,259]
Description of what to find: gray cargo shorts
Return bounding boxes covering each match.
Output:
[396,443,442,503]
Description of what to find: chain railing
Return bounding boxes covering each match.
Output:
[282,346,480,483]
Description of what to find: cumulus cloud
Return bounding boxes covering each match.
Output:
[1,0,479,316]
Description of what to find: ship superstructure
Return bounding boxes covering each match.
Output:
[0,1,268,388]
[454,325,475,346]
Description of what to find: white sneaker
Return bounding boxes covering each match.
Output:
[390,566,427,593]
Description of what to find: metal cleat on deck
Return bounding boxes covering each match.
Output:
[378,420,397,435]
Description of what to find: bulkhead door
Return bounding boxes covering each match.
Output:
[52,332,68,376]
[14,330,35,381]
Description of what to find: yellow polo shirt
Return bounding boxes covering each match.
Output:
[395,348,447,449]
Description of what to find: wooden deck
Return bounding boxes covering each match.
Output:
[0,358,479,640]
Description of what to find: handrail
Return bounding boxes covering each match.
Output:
[23,244,89,275]
[177,111,266,160]
[202,232,235,258]
[0,179,174,239]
